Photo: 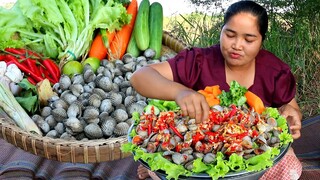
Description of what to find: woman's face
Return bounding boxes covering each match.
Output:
[220,12,263,68]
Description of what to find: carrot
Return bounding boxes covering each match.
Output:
[198,86,221,107]
[109,0,138,60]
[88,29,116,60]
[204,85,222,97]
[198,90,209,97]
[206,97,220,107]
[245,90,265,114]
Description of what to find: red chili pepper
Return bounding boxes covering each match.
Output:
[6,55,44,82]
[0,55,8,62]
[168,123,184,139]
[5,48,41,59]
[27,76,37,85]
[39,65,58,84]
[42,59,60,82]
[148,123,152,136]
[252,130,259,137]
[192,131,205,145]
[26,58,42,77]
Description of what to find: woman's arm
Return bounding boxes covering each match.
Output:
[278,98,302,139]
[130,62,209,123]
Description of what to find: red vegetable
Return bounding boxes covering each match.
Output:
[169,123,183,139]
[6,55,44,82]
[42,59,60,83]
[109,0,138,60]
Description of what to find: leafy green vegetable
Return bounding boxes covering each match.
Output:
[206,152,229,179]
[15,78,39,114]
[0,0,131,63]
[218,81,247,106]
[192,158,209,173]
[227,153,246,171]
[245,148,279,172]
[147,99,180,111]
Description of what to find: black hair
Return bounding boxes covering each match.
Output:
[224,1,268,40]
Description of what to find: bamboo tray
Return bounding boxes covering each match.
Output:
[0,31,187,163]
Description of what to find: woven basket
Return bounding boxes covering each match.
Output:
[0,31,187,163]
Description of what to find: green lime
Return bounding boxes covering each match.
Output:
[62,60,83,77]
[82,57,100,73]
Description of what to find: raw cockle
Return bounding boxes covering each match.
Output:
[32,49,171,140]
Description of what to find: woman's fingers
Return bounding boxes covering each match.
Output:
[176,90,209,123]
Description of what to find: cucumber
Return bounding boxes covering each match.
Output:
[144,105,160,115]
[134,0,150,51]
[148,2,163,59]
[126,30,141,57]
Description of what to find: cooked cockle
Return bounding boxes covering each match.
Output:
[102,68,114,79]
[125,72,133,81]
[75,132,86,141]
[69,83,84,97]
[84,123,103,139]
[61,91,78,105]
[112,109,128,122]
[86,118,100,124]
[83,68,96,83]
[99,112,109,122]
[108,92,123,107]
[122,53,135,64]
[88,93,102,108]
[125,87,135,97]
[67,101,83,118]
[50,98,68,110]
[59,74,71,90]
[41,106,52,117]
[31,114,44,124]
[64,117,84,133]
[54,122,65,135]
[60,132,76,140]
[51,107,67,122]
[101,117,117,137]
[119,80,131,89]
[124,96,136,107]
[100,99,114,114]
[96,66,105,74]
[83,106,99,120]
[113,122,130,136]
[121,61,136,72]
[46,130,59,138]
[126,118,135,127]
[37,120,50,134]
[45,115,57,129]
[127,102,145,116]
[144,48,156,58]
[92,88,108,99]
[113,76,124,86]
[71,73,85,85]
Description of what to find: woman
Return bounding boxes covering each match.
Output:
[131,1,302,179]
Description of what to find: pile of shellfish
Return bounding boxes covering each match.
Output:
[31,49,175,140]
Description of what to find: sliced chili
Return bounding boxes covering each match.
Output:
[169,123,183,139]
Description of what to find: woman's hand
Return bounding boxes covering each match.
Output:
[175,89,210,124]
[278,99,302,140]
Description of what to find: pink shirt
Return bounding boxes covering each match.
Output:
[168,45,296,107]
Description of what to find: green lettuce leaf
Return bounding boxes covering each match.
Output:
[218,81,247,106]
[227,153,246,171]
[245,148,279,172]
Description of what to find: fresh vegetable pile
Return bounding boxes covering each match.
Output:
[0,0,131,63]
[1,48,60,84]
[122,81,293,180]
